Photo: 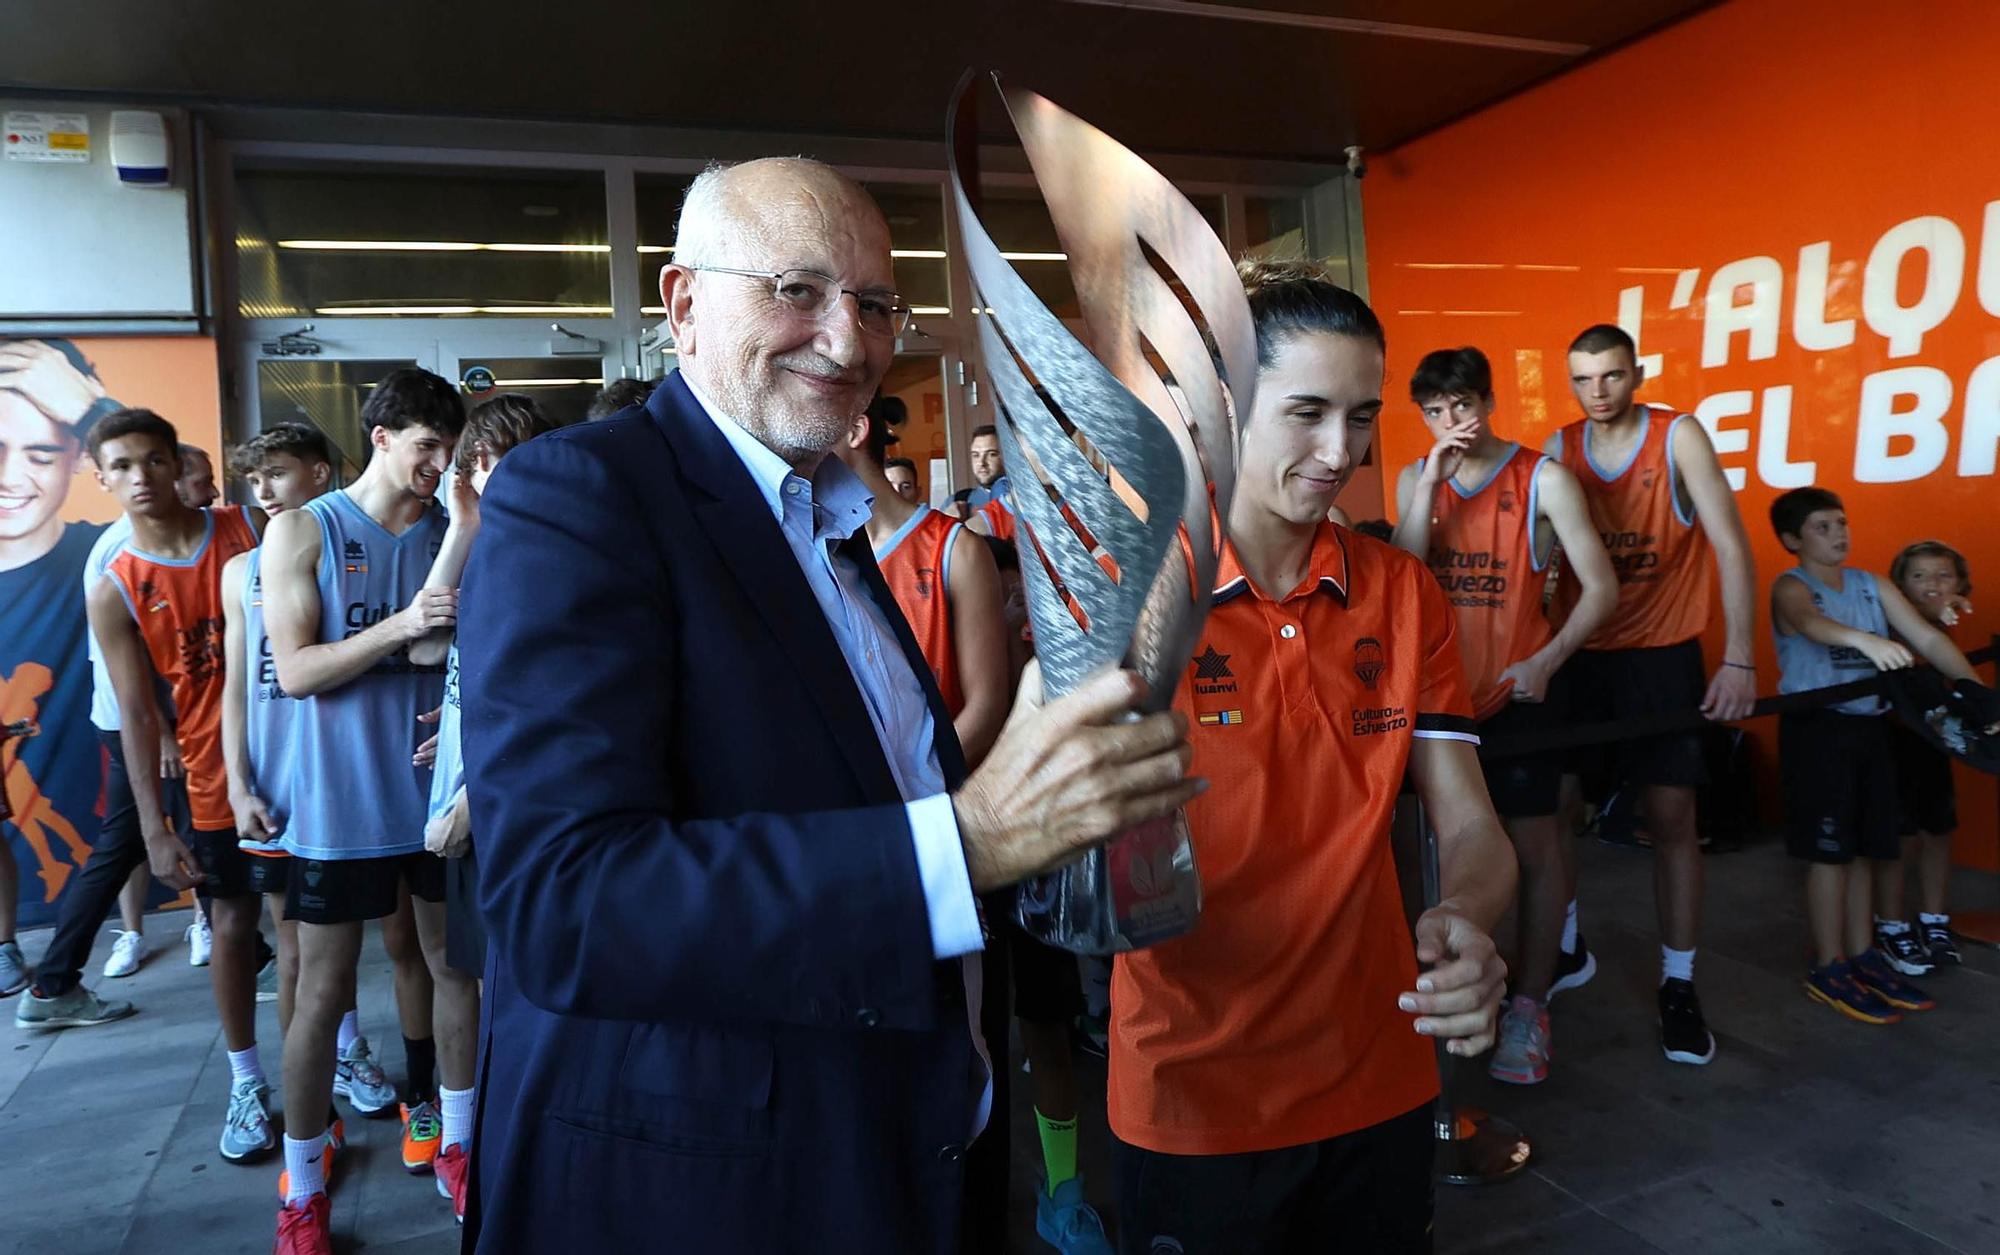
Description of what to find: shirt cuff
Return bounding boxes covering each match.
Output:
[907,793,984,959]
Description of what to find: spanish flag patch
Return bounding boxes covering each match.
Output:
[1198,709,1244,726]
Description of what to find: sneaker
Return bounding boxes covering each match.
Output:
[1034,1175,1112,1255]
[1805,959,1901,1024]
[1657,977,1716,1065]
[1875,924,1935,976]
[275,1135,338,1201]
[1853,950,1935,1012]
[1922,920,1963,967]
[221,1077,277,1162]
[1488,995,1550,1085]
[333,1036,398,1116]
[0,940,30,997]
[187,914,211,967]
[435,1143,470,1226]
[102,929,148,979]
[401,1100,442,1172]
[256,960,279,1004]
[14,984,136,1030]
[1548,937,1597,1000]
[274,1192,332,1255]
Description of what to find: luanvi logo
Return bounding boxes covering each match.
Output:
[343,540,366,561]
[1192,645,1237,696]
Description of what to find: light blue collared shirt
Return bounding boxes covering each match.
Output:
[684,376,984,961]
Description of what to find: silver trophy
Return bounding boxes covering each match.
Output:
[947,73,1255,953]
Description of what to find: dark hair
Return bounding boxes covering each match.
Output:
[1352,518,1394,542]
[856,395,905,466]
[1569,324,1636,360]
[1410,347,1493,403]
[970,424,999,441]
[1769,486,1844,545]
[87,407,180,465]
[177,442,211,466]
[232,422,333,476]
[586,377,657,422]
[458,392,562,475]
[884,456,917,474]
[361,367,466,438]
[1236,257,1385,368]
[1891,540,1972,596]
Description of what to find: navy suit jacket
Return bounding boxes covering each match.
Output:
[459,373,980,1254]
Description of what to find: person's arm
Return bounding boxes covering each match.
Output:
[1878,581,1978,682]
[943,525,1010,770]
[263,508,456,697]
[220,553,280,843]
[462,435,1194,1030]
[410,470,480,668]
[1496,461,1616,702]
[1387,461,1431,558]
[1771,576,1913,671]
[87,578,202,889]
[1672,417,1759,719]
[1404,736,1515,1055]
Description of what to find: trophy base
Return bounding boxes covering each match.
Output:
[1433,1106,1532,1186]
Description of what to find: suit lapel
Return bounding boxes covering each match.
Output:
[650,374,898,800]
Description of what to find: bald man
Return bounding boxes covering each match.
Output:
[457,158,1199,1253]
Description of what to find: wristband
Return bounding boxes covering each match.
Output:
[1722,661,1755,672]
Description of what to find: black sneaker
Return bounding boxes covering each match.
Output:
[1658,978,1715,1065]
[1549,937,1598,1000]
[1922,921,1963,967]
[1875,925,1935,976]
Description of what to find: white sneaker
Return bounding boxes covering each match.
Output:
[102,930,148,979]
[186,914,212,967]
[334,1036,399,1116]
[219,1076,276,1162]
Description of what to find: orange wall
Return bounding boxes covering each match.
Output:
[1363,0,2000,866]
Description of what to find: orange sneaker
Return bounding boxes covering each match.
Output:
[401,1100,441,1172]
[273,1192,331,1255]
[435,1143,469,1225]
[275,1137,337,1202]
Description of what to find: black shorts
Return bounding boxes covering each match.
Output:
[1890,720,1957,836]
[190,827,289,900]
[1004,914,1084,1024]
[1563,640,1708,792]
[285,850,447,925]
[444,850,486,977]
[1112,1103,1435,1255]
[1475,670,1570,819]
[1781,712,1897,864]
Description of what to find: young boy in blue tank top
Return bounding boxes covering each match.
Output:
[259,370,468,1251]
[1768,488,1989,1028]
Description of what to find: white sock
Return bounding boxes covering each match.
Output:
[283,1134,325,1204]
[337,1009,360,1056]
[1876,915,1911,935]
[1561,900,1580,953]
[440,1084,475,1152]
[1661,945,1695,985]
[228,1045,264,1090]
[1920,912,1950,926]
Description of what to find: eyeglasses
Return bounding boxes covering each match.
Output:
[687,265,913,338]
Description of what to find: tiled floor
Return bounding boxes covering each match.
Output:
[6,835,1999,1254]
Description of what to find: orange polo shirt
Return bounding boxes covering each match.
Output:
[1110,523,1475,1155]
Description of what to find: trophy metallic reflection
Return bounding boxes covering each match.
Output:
[946,73,1254,954]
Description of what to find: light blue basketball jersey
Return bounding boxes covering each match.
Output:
[280,490,448,860]
[426,641,464,826]
[1775,566,1889,716]
[241,546,301,824]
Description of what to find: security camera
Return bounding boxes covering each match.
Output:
[1345,145,1367,180]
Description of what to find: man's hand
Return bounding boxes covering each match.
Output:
[145,824,204,891]
[952,667,1201,893]
[426,790,472,858]
[1416,416,1479,488]
[1496,652,1557,704]
[395,588,458,643]
[414,705,442,767]
[448,466,483,528]
[1939,594,1973,627]
[0,339,105,427]
[1401,907,1506,1057]
[1700,663,1757,722]
[160,732,186,780]
[1853,634,1915,672]
[231,790,282,845]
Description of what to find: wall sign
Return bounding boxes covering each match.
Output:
[3,111,90,163]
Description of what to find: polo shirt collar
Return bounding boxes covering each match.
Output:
[1211,521,1350,606]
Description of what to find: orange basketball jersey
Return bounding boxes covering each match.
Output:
[1422,444,1554,720]
[104,507,259,830]
[1553,406,1713,651]
[875,507,966,716]
[979,494,1017,543]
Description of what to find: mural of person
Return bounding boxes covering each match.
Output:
[0,338,124,949]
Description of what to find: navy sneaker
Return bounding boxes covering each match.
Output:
[1874,923,1935,976]
[1035,1176,1112,1255]
[1549,937,1597,1000]
[1852,949,1935,1012]
[1804,959,1900,1024]
[1658,977,1715,1065]
[1921,920,1963,967]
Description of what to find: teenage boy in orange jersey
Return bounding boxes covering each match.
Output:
[1548,323,1759,1067]
[51,409,280,1164]
[1392,345,1617,1085]
[1110,261,1514,1252]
